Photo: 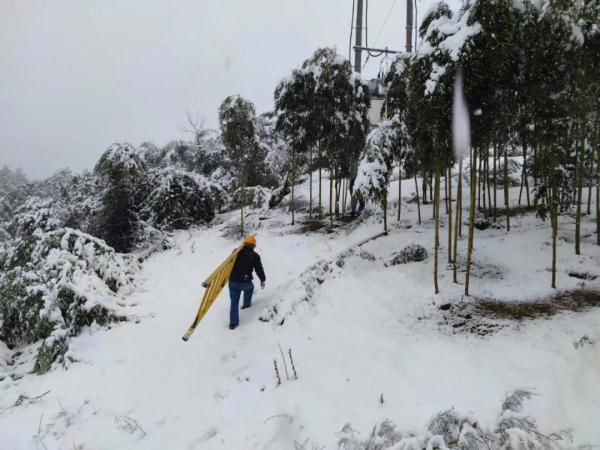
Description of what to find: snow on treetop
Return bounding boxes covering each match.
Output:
[418,6,481,63]
[95,143,145,180]
[354,119,397,200]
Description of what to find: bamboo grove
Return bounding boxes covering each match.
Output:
[221,0,599,293]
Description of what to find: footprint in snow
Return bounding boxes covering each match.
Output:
[220,350,237,363]
[188,427,218,449]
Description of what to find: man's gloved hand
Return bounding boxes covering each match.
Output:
[261,281,266,289]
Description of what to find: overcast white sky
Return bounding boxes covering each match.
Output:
[1,0,452,179]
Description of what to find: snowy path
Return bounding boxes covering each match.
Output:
[2,182,600,449]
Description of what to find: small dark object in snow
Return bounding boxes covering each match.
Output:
[568,271,597,281]
[439,303,452,311]
[380,394,384,404]
[385,244,428,266]
[474,219,491,230]
[273,359,281,386]
[574,335,593,349]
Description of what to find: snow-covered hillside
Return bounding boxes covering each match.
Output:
[1,176,599,450]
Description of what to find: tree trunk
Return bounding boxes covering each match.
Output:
[434,163,441,294]
[448,166,453,264]
[482,151,487,215]
[465,149,477,296]
[335,177,340,217]
[342,178,346,217]
[422,173,428,205]
[533,141,538,187]
[486,152,492,216]
[430,175,433,203]
[551,188,558,289]
[444,168,449,215]
[503,146,510,232]
[596,144,599,246]
[493,143,497,217]
[575,131,584,255]
[291,178,295,225]
[240,170,245,237]
[329,166,334,226]
[309,147,313,219]
[318,142,322,219]
[383,192,388,232]
[518,138,525,206]
[477,154,482,211]
[291,148,296,226]
[588,150,594,215]
[397,167,402,221]
[453,160,462,283]
[415,176,422,225]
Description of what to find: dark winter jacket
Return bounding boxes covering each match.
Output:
[230,245,266,283]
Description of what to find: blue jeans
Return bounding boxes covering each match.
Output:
[229,281,254,326]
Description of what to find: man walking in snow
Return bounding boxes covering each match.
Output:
[228,235,266,330]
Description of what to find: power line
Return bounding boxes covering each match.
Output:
[372,0,399,48]
[363,0,399,70]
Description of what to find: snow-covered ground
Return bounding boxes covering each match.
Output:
[1,174,600,449]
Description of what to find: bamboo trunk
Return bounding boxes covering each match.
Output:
[318,142,322,219]
[575,132,584,255]
[415,176,422,225]
[434,163,441,294]
[596,145,599,246]
[588,152,594,215]
[482,150,487,214]
[309,147,313,219]
[291,149,296,226]
[383,193,388,232]
[493,143,497,217]
[329,166,333,226]
[335,177,340,218]
[477,154,482,211]
[430,173,433,203]
[444,168,449,215]
[453,160,463,283]
[551,190,558,289]
[486,152,492,216]
[240,170,245,237]
[448,166,453,265]
[504,146,510,232]
[397,167,402,221]
[465,150,477,296]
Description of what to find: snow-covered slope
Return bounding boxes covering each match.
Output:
[1,178,599,449]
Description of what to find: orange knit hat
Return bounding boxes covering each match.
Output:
[243,235,256,246]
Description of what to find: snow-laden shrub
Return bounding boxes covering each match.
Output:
[140,169,215,231]
[8,196,66,237]
[259,257,345,325]
[94,143,147,253]
[230,185,272,211]
[337,391,575,450]
[259,246,375,325]
[385,244,428,266]
[0,166,31,224]
[0,228,135,374]
[95,142,146,183]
